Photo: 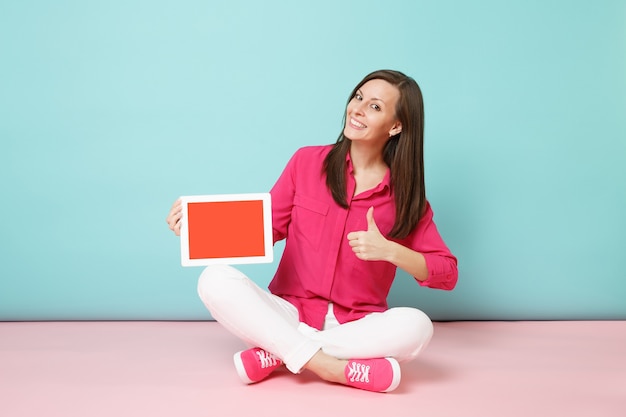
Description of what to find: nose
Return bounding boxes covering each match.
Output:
[350,100,366,116]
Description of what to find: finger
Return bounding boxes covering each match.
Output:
[366,206,379,232]
[170,201,182,215]
[166,211,182,227]
[168,199,182,215]
[166,200,183,220]
[353,248,366,260]
[168,219,180,232]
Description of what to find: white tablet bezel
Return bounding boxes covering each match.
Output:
[179,193,273,266]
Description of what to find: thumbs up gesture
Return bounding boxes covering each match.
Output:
[347,206,389,261]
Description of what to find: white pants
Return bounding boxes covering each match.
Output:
[197,264,434,374]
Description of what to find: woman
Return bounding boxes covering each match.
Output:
[166,69,458,393]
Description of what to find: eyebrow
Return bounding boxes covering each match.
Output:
[357,89,385,103]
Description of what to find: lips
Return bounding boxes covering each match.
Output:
[349,117,366,129]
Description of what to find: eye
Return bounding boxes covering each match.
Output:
[370,104,381,111]
[354,93,363,101]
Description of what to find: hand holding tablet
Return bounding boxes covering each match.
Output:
[178,193,273,266]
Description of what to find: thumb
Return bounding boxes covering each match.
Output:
[366,206,379,231]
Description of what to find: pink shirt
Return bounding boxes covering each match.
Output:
[269,145,458,330]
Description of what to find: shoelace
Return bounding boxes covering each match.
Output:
[347,361,371,383]
[256,349,280,369]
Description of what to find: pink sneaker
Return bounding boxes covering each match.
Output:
[344,358,401,392]
[233,347,283,384]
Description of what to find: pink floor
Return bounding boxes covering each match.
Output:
[1,321,624,417]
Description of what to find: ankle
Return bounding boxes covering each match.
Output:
[304,351,348,383]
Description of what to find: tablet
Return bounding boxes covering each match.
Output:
[179,193,273,266]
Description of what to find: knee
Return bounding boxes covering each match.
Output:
[391,307,434,347]
[197,264,246,304]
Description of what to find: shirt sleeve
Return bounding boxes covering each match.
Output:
[408,202,459,290]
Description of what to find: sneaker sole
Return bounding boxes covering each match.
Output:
[382,357,402,392]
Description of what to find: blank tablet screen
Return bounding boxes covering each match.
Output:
[179,193,273,266]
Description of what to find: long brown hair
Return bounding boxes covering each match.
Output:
[323,69,426,239]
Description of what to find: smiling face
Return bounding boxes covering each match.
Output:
[343,79,402,146]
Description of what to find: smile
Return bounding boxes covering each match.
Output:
[350,118,366,129]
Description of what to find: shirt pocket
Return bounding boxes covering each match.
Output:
[292,194,329,250]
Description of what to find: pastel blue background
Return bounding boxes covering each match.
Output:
[1,1,625,321]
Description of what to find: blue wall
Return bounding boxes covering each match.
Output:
[1,0,625,320]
